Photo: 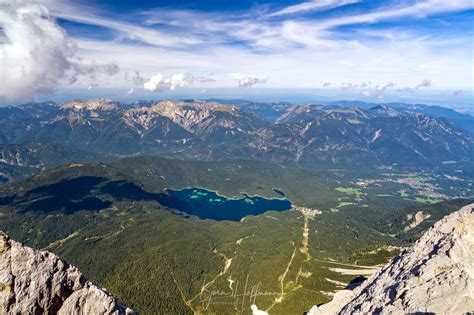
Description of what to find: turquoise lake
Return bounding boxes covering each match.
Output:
[160,188,292,221]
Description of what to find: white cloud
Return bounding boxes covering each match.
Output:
[195,74,216,83]
[414,79,432,89]
[397,79,433,92]
[26,0,472,92]
[142,72,216,92]
[125,71,146,86]
[0,1,119,99]
[361,91,370,97]
[126,88,134,95]
[87,83,99,90]
[71,36,472,91]
[375,82,396,92]
[144,73,194,92]
[44,0,200,48]
[317,0,474,30]
[0,2,74,99]
[321,81,370,90]
[115,0,473,53]
[238,77,267,88]
[269,0,358,17]
[339,82,359,89]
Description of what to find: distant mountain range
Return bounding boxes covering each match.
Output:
[0,99,472,181]
[222,109,473,170]
[0,99,266,155]
[210,99,474,133]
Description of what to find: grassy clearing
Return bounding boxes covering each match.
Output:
[399,191,409,198]
[335,187,364,200]
[338,202,356,207]
[414,197,443,204]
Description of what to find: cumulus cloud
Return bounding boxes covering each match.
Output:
[414,79,432,89]
[322,81,370,89]
[238,77,267,88]
[195,74,216,83]
[231,73,267,88]
[143,73,194,92]
[361,91,370,97]
[142,72,216,92]
[102,63,120,76]
[125,71,146,86]
[0,2,73,99]
[398,79,433,92]
[375,82,396,92]
[126,88,134,95]
[339,82,359,89]
[0,1,119,99]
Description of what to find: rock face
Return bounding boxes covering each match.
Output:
[309,203,474,315]
[0,231,134,314]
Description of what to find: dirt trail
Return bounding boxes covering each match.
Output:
[187,251,233,305]
[300,216,310,260]
[266,241,298,312]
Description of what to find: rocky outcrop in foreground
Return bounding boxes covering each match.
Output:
[309,203,474,315]
[0,232,135,314]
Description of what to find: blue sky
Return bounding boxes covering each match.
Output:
[1,0,473,107]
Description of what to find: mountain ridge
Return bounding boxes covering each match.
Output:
[0,99,472,181]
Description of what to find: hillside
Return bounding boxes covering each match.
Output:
[0,156,471,314]
[309,203,474,314]
[0,142,113,183]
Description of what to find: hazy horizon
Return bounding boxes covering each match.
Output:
[2,88,472,115]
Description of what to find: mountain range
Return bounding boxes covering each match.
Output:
[0,99,472,182]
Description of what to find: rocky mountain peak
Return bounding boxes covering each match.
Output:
[308,203,474,314]
[60,99,119,111]
[151,100,238,116]
[0,231,134,314]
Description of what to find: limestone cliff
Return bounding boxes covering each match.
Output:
[309,203,474,315]
[0,232,135,314]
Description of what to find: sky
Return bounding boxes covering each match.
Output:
[0,0,473,108]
